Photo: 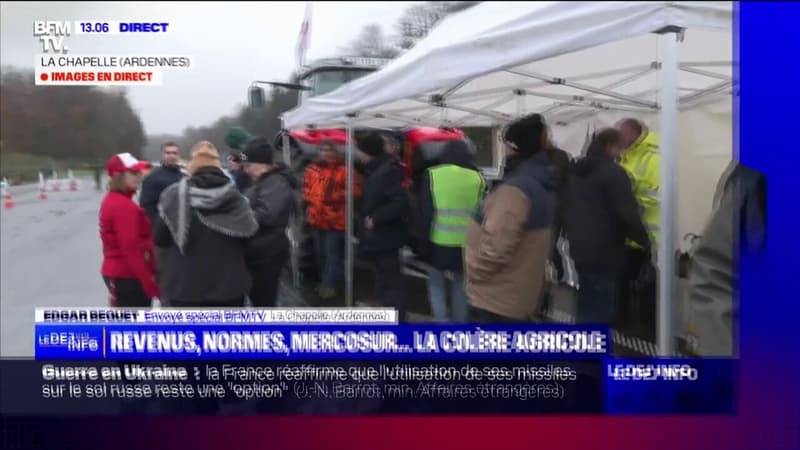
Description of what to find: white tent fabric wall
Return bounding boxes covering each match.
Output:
[281,1,733,353]
[548,96,732,242]
[282,2,733,129]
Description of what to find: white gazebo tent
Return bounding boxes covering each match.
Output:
[282,1,734,355]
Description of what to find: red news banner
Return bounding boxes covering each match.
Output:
[33,20,192,86]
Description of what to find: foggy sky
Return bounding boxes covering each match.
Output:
[0,1,421,135]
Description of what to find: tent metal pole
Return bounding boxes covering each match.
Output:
[657,29,682,357]
[453,95,516,126]
[680,61,734,68]
[283,131,300,289]
[506,68,658,109]
[542,67,655,115]
[282,131,291,166]
[679,65,732,81]
[345,120,355,307]
[679,80,733,105]
[417,101,512,122]
[435,65,651,104]
[522,89,659,109]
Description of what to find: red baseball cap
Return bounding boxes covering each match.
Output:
[133,161,152,172]
[106,153,142,177]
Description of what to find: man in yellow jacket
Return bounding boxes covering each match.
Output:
[615,118,660,342]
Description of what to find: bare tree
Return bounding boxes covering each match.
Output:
[394,1,479,50]
[343,23,401,58]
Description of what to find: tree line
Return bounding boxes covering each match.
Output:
[1,67,146,179]
[1,1,480,179]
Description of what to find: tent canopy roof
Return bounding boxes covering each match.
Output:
[281,1,733,130]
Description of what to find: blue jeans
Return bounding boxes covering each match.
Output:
[427,268,469,322]
[576,265,618,325]
[314,230,345,288]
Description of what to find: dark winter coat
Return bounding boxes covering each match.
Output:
[358,154,410,254]
[464,152,556,320]
[546,146,573,232]
[154,167,258,304]
[231,169,252,193]
[565,152,650,271]
[244,163,298,262]
[139,164,184,221]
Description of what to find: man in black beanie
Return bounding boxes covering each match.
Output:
[464,113,556,322]
[241,137,298,307]
[356,132,410,321]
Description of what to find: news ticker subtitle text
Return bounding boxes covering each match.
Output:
[0,359,731,415]
[41,363,577,402]
[35,324,610,359]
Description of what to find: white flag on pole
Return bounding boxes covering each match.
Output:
[296,2,312,68]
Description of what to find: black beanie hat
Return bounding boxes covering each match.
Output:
[242,136,274,164]
[502,113,548,156]
[357,132,386,157]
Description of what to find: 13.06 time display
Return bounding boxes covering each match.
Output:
[79,22,109,33]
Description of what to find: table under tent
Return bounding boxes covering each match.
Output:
[282,1,734,356]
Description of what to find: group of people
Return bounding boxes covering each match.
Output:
[409,113,660,332]
[97,110,755,356]
[99,138,295,309]
[291,113,661,333]
[96,114,660,331]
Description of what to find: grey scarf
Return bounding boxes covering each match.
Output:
[158,178,258,254]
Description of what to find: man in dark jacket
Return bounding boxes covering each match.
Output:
[564,128,650,324]
[139,141,184,222]
[537,139,574,320]
[465,113,556,322]
[154,141,258,307]
[418,140,485,322]
[242,137,297,308]
[357,132,410,321]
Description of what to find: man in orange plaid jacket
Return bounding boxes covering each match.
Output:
[303,140,362,299]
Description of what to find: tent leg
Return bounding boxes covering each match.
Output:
[283,132,301,290]
[657,30,681,356]
[345,124,355,307]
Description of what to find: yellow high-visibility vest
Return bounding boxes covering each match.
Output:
[429,164,485,247]
[620,130,661,248]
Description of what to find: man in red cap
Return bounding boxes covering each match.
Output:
[99,152,160,306]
